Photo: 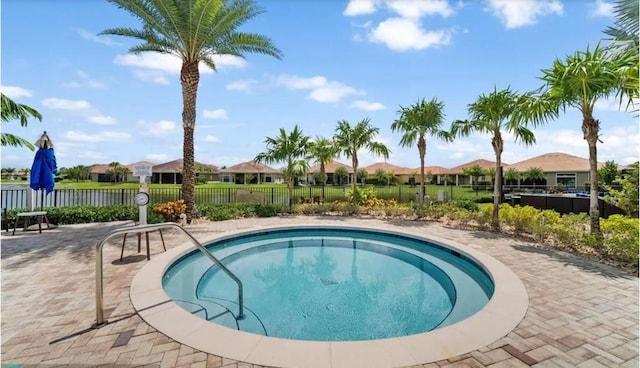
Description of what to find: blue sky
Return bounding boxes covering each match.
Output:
[2,0,638,171]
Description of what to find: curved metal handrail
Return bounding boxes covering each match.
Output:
[95,222,244,326]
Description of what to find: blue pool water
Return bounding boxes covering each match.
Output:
[162,228,494,341]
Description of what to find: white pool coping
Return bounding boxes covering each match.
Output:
[131,224,529,368]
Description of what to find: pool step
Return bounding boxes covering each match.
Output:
[193,296,268,336]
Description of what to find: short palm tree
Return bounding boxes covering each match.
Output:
[334,166,349,185]
[527,45,637,234]
[356,168,368,185]
[1,93,42,150]
[391,97,450,205]
[504,168,521,186]
[333,118,390,197]
[524,167,546,186]
[308,137,337,186]
[450,87,538,230]
[102,0,282,223]
[255,126,310,206]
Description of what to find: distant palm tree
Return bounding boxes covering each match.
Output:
[356,168,368,186]
[107,161,122,183]
[334,166,349,186]
[308,137,337,186]
[333,118,390,198]
[374,169,387,185]
[255,126,310,206]
[1,93,42,150]
[102,0,282,223]
[504,168,521,186]
[524,45,636,234]
[524,167,546,186]
[391,97,450,205]
[451,87,539,230]
[462,165,486,197]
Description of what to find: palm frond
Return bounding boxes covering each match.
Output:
[0,133,36,150]
[1,93,42,126]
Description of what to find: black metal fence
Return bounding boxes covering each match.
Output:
[1,185,466,210]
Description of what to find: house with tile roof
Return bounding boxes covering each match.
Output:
[307,161,353,185]
[445,159,501,185]
[505,152,609,188]
[151,159,219,184]
[218,161,283,184]
[362,162,413,184]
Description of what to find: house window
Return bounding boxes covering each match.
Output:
[264,175,273,183]
[222,174,232,183]
[556,173,576,188]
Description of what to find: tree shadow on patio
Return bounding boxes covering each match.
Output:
[511,243,635,280]
[0,221,153,268]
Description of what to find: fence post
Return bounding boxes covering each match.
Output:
[227,188,231,203]
[54,190,58,207]
[322,186,325,201]
[309,186,312,201]
[271,188,274,204]
[121,189,125,205]
[398,186,402,202]
[450,184,454,200]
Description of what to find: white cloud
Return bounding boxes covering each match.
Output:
[87,114,117,125]
[485,0,563,29]
[114,53,246,84]
[204,135,221,143]
[136,120,178,135]
[385,0,455,18]
[594,96,639,112]
[344,0,379,16]
[226,79,256,92]
[133,70,170,85]
[62,70,105,89]
[74,28,119,46]
[64,130,132,142]
[349,100,386,111]
[202,109,228,120]
[591,0,614,17]
[146,153,169,161]
[369,18,453,51]
[0,86,33,99]
[274,74,365,103]
[80,151,104,160]
[42,98,92,111]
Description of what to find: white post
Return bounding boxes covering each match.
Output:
[139,175,148,225]
[26,173,35,211]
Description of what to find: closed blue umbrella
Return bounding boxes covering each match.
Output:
[29,132,57,200]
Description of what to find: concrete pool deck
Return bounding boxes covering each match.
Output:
[2,217,638,367]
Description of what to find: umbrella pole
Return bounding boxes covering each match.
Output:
[40,189,44,211]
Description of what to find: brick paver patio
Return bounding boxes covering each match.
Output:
[2,217,638,367]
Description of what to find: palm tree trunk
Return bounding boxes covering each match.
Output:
[491,133,503,231]
[180,60,199,224]
[320,161,326,186]
[583,117,601,235]
[492,156,502,230]
[418,136,426,206]
[351,155,358,199]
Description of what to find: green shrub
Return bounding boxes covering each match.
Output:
[346,186,377,204]
[255,204,282,217]
[474,196,493,203]
[601,215,639,266]
[449,199,479,212]
[500,205,540,233]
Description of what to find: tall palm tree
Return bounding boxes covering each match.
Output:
[255,126,310,206]
[526,45,636,234]
[604,0,639,56]
[333,118,390,197]
[308,136,337,186]
[450,87,538,230]
[604,0,639,109]
[102,0,282,223]
[391,97,450,205]
[1,93,42,150]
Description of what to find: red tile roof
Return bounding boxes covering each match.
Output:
[362,162,413,175]
[506,152,609,172]
[446,159,501,174]
[220,161,280,174]
[308,161,353,173]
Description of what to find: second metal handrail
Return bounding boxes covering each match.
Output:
[95,222,244,326]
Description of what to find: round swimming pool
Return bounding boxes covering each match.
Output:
[162,228,494,341]
[131,224,528,367]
